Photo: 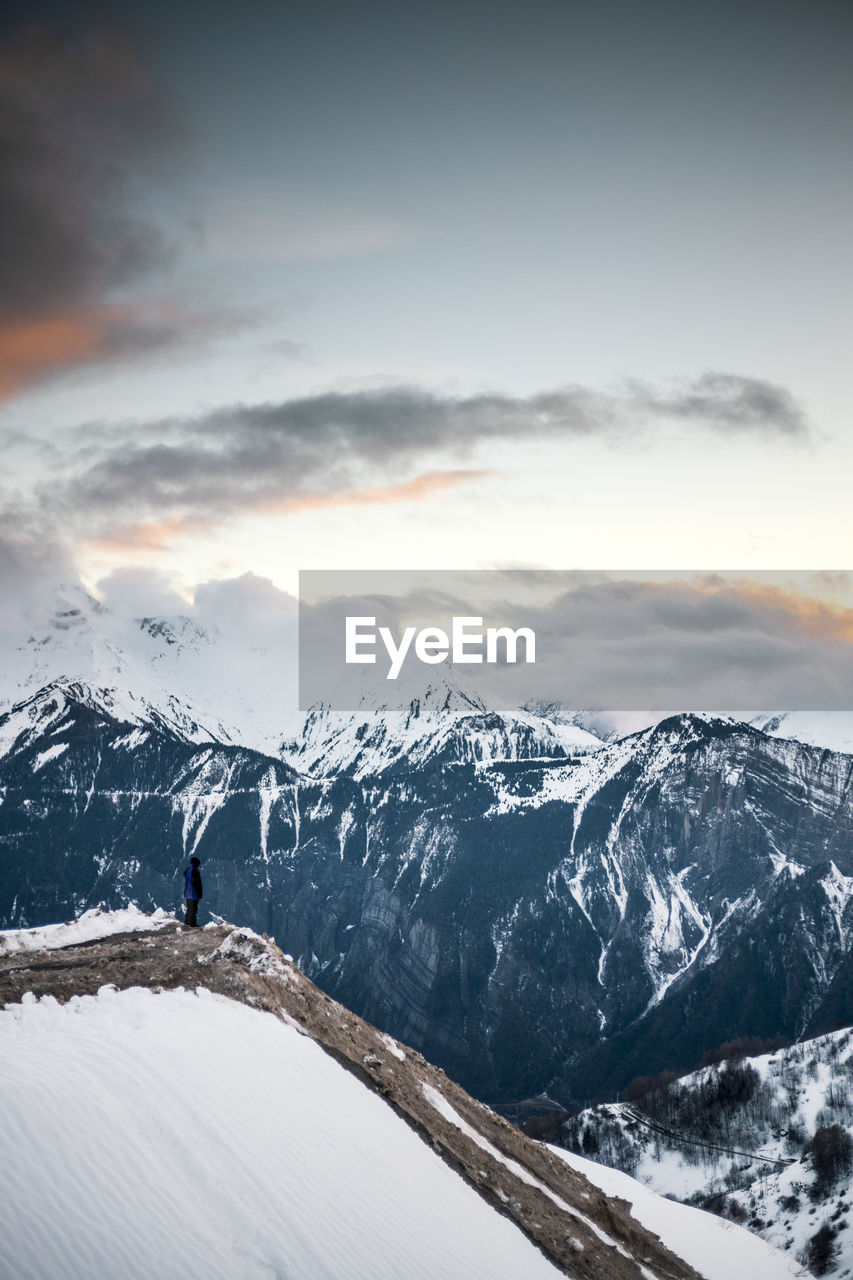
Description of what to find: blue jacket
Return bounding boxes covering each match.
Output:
[184,864,203,900]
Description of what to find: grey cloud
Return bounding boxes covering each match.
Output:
[97,567,298,655]
[265,337,309,359]
[59,384,598,520]
[521,581,852,710]
[0,26,267,399]
[56,373,811,530]
[0,506,76,651]
[628,372,810,437]
[299,571,853,713]
[95,566,189,619]
[0,26,179,325]
[194,573,297,647]
[0,508,74,590]
[201,189,419,263]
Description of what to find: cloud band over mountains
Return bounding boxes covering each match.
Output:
[49,373,811,548]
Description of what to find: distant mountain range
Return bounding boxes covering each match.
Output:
[1,586,852,1111]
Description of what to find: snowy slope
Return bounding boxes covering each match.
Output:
[0,905,173,954]
[562,1030,853,1276]
[0,912,805,1280]
[0,986,565,1280]
[551,1148,809,1280]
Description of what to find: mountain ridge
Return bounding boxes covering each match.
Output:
[2,687,852,1110]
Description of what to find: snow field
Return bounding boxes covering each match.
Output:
[0,986,563,1280]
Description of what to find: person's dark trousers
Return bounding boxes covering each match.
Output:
[185,898,199,927]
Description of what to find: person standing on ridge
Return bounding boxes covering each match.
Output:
[183,856,203,927]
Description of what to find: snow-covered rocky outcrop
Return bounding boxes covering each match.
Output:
[0,911,804,1280]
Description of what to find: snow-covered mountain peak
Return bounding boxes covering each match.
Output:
[0,584,300,756]
[137,614,214,651]
[289,676,603,778]
[0,677,224,757]
[640,710,740,745]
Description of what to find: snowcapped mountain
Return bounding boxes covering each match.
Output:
[7,583,853,784]
[284,676,601,778]
[560,1028,853,1276]
[0,679,220,757]
[4,581,853,1167]
[2,687,853,1117]
[0,583,301,756]
[0,910,804,1280]
[751,712,853,757]
[0,585,603,775]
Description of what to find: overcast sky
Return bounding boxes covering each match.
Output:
[1,0,852,630]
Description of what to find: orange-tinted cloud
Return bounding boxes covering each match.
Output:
[0,308,134,400]
[0,26,181,399]
[0,313,104,400]
[88,470,495,554]
[270,469,496,515]
[0,302,201,401]
[615,574,853,649]
[89,513,216,555]
[707,579,853,646]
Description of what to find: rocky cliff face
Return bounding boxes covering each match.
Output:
[2,682,852,1109]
